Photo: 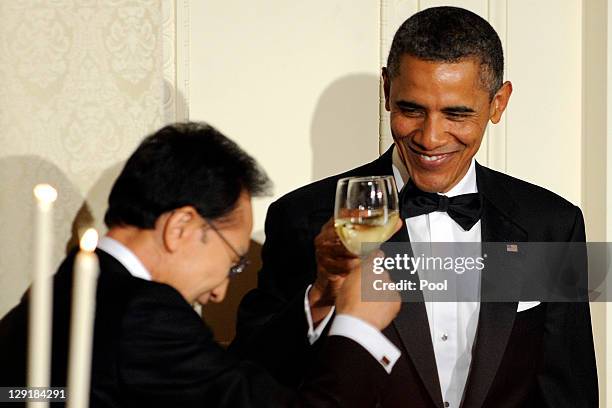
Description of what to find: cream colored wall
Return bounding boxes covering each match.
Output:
[188,0,381,241]
[584,0,608,405]
[0,0,173,316]
[506,0,583,204]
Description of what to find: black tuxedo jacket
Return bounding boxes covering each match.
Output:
[0,249,390,407]
[232,147,598,408]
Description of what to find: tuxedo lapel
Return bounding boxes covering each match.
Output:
[367,146,395,177]
[389,221,444,407]
[461,164,528,408]
[393,306,444,407]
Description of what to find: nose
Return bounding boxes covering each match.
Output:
[413,113,446,151]
[209,278,230,303]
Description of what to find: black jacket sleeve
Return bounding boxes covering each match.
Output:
[534,207,598,407]
[231,199,325,386]
[115,285,387,408]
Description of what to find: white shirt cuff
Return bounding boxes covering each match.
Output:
[328,314,401,374]
[304,284,335,345]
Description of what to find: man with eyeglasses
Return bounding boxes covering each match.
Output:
[0,122,402,407]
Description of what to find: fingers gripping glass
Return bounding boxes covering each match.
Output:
[206,220,249,278]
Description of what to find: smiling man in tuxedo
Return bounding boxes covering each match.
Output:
[232,6,598,408]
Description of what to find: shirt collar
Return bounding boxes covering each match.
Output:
[391,145,478,196]
[97,236,152,281]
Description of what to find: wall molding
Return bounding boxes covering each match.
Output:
[378,0,419,154]
[162,0,176,123]
[175,0,190,122]
[162,0,190,123]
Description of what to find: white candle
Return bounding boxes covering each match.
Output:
[67,229,100,408]
[28,184,57,408]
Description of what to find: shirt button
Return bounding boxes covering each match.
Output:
[444,402,450,407]
[441,333,448,341]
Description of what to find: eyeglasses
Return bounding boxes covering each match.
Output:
[206,220,250,278]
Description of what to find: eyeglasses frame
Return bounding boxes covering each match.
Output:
[205,219,250,278]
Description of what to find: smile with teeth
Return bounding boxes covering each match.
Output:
[417,152,451,161]
[420,154,445,161]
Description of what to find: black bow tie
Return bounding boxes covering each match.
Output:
[399,179,483,231]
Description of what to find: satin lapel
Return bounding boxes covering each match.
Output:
[389,225,444,407]
[461,164,528,408]
[370,146,395,176]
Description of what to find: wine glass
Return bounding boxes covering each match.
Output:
[334,175,399,256]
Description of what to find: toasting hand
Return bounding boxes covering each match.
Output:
[308,217,402,325]
[335,251,401,330]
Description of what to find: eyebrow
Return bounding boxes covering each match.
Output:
[441,106,476,115]
[396,100,425,110]
[396,100,476,114]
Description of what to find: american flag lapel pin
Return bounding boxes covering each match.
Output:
[506,244,518,253]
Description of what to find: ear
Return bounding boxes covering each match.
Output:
[489,81,513,124]
[161,206,199,253]
[382,67,391,112]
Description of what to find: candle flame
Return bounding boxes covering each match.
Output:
[33,184,58,203]
[80,228,98,252]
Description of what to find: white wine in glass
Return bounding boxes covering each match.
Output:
[334,176,399,256]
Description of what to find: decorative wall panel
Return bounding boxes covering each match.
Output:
[0,0,165,315]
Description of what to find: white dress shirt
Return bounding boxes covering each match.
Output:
[304,147,481,406]
[97,236,152,281]
[305,285,401,374]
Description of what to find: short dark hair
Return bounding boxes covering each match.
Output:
[104,122,271,229]
[386,6,504,97]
